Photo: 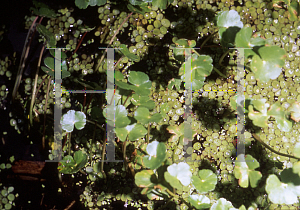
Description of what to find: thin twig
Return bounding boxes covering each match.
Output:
[252,133,300,160]
[64,200,75,210]
[123,140,128,170]
[29,43,46,127]
[68,32,87,61]
[218,49,231,67]
[85,93,94,115]
[198,31,218,53]
[35,76,48,98]
[95,12,133,72]
[12,16,39,101]
[68,132,72,155]
[86,119,105,131]
[122,92,132,106]
[213,66,227,78]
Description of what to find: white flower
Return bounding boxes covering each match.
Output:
[146,140,159,160]
[167,162,192,186]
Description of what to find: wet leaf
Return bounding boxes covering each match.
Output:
[61,110,86,132]
[250,46,286,83]
[188,194,211,210]
[192,169,217,193]
[266,173,300,205]
[233,154,262,188]
[143,141,166,169]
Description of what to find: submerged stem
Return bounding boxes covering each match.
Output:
[213,66,227,78]
[252,133,300,161]
[95,12,133,72]
[29,43,46,127]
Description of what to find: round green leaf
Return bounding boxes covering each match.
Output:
[250,46,286,83]
[61,110,86,132]
[128,71,150,86]
[103,105,130,128]
[135,170,156,187]
[179,54,213,90]
[167,162,192,186]
[89,0,106,6]
[143,141,166,169]
[210,198,238,210]
[248,105,269,128]
[119,44,140,62]
[0,163,5,169]
[235,27,252,48]
[268,102,292,132]
[134,107,162,124]
[74,150,88,169]
[128,123,147,141]
[288,102,300,122]
[58,151,87,174]
[233,154,262,188]
[75,0,89,9]
[216,10,243,28]
[7,194,15,201]
[4,203,12,210]
[188,194,211,210]
[152,0,168,10]
[164,171,183,190]
[134,107,151,124]
[7,187,14,194]
[266,174,300,205]
[192,169,217,194]
[1,189,8,197]
[115,127,128,142]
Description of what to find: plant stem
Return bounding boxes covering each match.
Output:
[110,84,117,105]
[192,49,200,56]
[218,49,231,67]
[29,43,46,127]
[122,92,132,106]
[68,132,72,156]
[35,76,48,98]
[95,12,133,72]
[85,93,94,115]
[123,140,127,170]
[252,133,300,161]
[68,32,87,61]
[86,119,105,131]
[12,16,39,101]
[213,67,227,78]
[198,31,218,52]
